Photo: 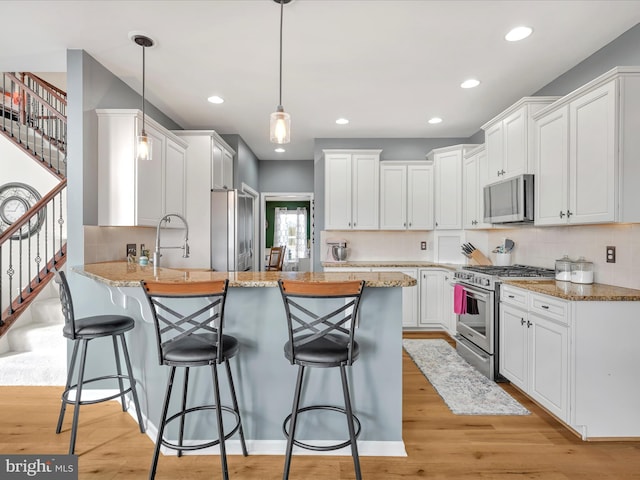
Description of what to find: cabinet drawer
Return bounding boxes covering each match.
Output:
[500,285,528,308]
[529,293,568,324]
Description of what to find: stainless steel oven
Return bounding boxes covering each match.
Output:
[453,264,555,381]
[456,283,494,354]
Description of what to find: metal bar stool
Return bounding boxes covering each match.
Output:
[141,279,248,480]
[278,279,366,480]
[54,270,145,454]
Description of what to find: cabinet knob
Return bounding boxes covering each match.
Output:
[404,222,406,227]
[501,169,506,175]
[408,222,412,227]
[559,211,565,218]
[567,210,573,218]
[520,318,526,326]
[527,320,532,328]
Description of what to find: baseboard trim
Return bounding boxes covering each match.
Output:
[104,391,406,457]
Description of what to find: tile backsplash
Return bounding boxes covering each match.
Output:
[321,223,640,289]
[486,223,640,289]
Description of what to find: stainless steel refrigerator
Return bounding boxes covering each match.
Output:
[211,189,254,271]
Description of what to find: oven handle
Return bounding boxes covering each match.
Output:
[454,282,491,302]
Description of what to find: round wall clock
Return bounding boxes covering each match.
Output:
[0,182,45,240]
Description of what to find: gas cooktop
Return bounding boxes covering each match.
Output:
[461,264,555,278]
[455,264,555,290]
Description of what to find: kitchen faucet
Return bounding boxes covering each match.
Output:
[153,213,190,271]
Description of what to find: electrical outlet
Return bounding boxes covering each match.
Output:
[126,243,137,257]
[420,241,427,250]
[606,245,616,263]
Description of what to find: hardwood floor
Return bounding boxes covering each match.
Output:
[1,331,639,479]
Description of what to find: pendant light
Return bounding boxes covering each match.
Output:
[270,0,291,144]
[133,34,154,161]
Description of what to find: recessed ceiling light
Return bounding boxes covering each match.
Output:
[207,95,224,104]
[505,26,533,42]
[461,79,480,89]
[428,117,443,125]
[275,147,285,153]
[336,118,349,125]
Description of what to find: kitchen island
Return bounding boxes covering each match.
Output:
[73,262,415,456]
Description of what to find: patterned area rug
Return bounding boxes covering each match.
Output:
[403,338,530,415]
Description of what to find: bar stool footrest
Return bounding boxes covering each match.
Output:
[282,405,361,452]
[161,405,242,452]
[61,374,137,406]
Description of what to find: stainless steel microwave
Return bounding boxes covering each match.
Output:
[483,174,534,224]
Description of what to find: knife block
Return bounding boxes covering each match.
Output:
[470,250,492,265]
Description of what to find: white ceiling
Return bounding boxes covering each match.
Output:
[2,1,640,160]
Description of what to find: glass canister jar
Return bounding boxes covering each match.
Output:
[555,255,572,281]
[571,256,594,284]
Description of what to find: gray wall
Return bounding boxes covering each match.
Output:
[221,134,259,192]
[536,23,640,96]
[66,49,182,381]
[259,160,314,192]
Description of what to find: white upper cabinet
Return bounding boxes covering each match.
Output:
[534,67,640,226]
[462,144,490,229]
[97,109,188,227]
[428,144,478,230]
[173,130,235,191]
[324,149,381,230]
[380,162,433,230]
[482,97,559,185]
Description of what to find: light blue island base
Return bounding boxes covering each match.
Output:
[113,284,406,457]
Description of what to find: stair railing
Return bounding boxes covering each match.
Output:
[0,180,67,330]
[1,72,67,178]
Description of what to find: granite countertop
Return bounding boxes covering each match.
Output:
[74,262,417,288]
[503,279,640,301]
[322,260,459,271]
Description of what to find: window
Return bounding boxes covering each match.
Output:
[274,207,308,261]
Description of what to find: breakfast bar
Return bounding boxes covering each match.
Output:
[73,262,416,456]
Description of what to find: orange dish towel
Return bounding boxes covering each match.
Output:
[453,284,466,314]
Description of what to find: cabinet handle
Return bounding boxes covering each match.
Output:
[508,295,515,299]
[567,210,573,218]
[559,211,565,218]
[520,318,526,326]
[497,170,501,176]
[541,305,549,310]
[409,222,412,227]
[435,221,438,227]
[527,320,532,328]
[404,222,406,227]
[501,169,506,175]
[348,222,351,227]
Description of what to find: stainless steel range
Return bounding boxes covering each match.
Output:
[453,264,555,381]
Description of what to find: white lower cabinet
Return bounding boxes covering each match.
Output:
[323,267,418,327]
[500,284,640,439]
[371,268,418,328]
[500,286,569,421]
[441,271,456,335]
[419,269,443,328]
[418,268,455,332]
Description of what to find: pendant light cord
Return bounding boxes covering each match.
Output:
[278,0,284,107]
[142,43,146,134]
